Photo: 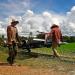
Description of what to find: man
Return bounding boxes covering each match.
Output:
[7,20,19,65]
[50,24,63,57]
[21,40,31,53]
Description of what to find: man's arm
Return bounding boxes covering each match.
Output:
[16,33,20,42]
[16,29,20,43]
[60,31,63,42]
[7,26,12,44]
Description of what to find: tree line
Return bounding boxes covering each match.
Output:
[0,34,75,46]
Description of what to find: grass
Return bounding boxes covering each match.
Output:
[58,43,75,53]
[31,43,75,56]
[0,43,75,72]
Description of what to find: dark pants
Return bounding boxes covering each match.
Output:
[22,43,31,53]
[7,42,18,65]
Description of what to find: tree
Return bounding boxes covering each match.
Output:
[36,33,45,39]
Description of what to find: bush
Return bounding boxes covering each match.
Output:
[63,36,75,43]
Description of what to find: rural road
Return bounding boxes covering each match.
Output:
[0,63,69,75]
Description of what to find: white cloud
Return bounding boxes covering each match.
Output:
[0,21,3,24]
[71,6,75,11]
[0,23,6,35]
[18,7,75,36]
[1,6,75,37]
[0,0,31,17]
[43,12,52,18]
[20,10,66,36]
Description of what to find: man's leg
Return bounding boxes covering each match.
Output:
[7,45,14,65]
[52,42,60,57]
[26,44,31,53]
[13,43,18,63]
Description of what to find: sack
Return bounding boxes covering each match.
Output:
[58,40,62,45]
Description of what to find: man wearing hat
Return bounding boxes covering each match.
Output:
[7,20,19,65]
[50,24,63,57]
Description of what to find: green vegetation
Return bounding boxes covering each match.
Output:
[63,36,75,42]
[0,43,75,72]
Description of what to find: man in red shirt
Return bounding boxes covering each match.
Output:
[50,24,62,57]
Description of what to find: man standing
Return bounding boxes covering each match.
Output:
[7,20,19,65]
[50,24,62,57]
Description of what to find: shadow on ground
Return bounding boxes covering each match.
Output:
[17,50,75,64]
[0,62,10,66]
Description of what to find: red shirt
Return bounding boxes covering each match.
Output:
[51,27,62,43]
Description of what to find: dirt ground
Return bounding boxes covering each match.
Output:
[0,62,69,75]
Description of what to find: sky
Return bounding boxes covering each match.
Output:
[0,0,75,19]
[31,0,75,14]
[0,0,75,36]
